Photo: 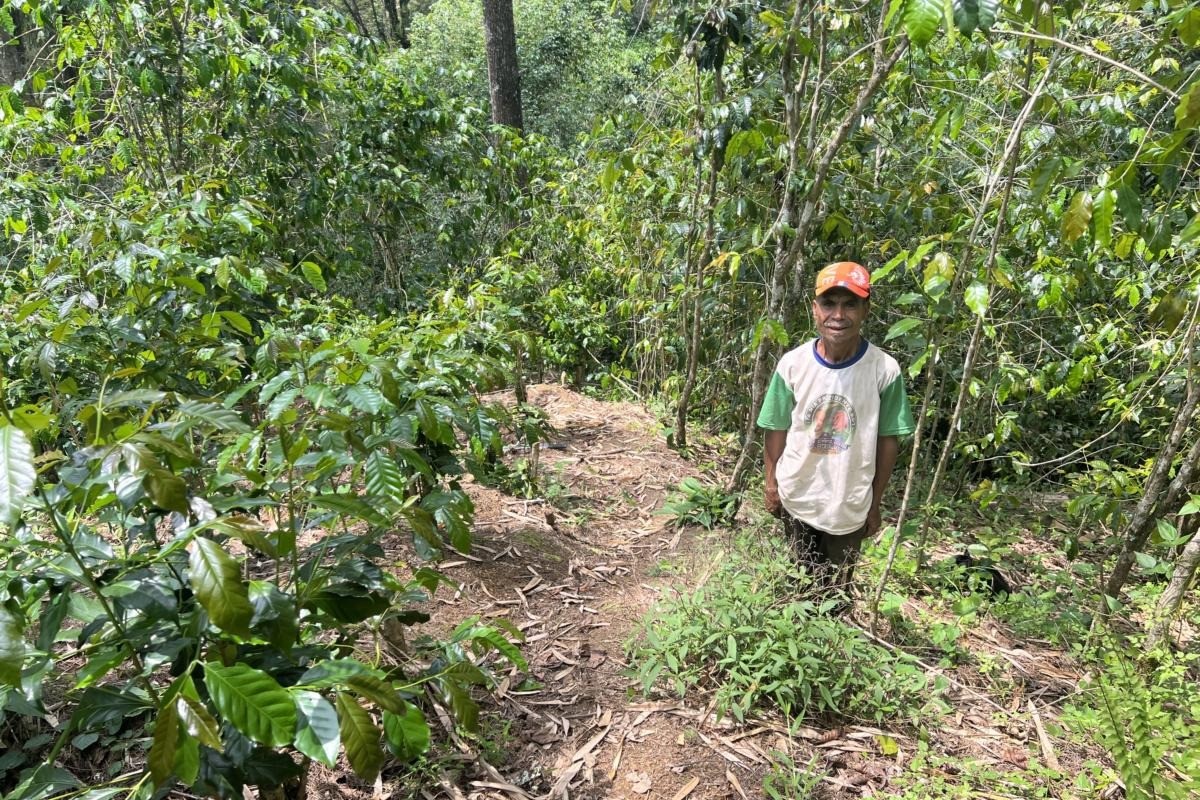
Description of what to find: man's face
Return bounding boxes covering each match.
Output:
[812,288,869,348]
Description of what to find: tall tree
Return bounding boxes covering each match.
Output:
[0,8,32,88]
[481,0,523,130]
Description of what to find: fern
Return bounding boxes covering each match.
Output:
[1072,650,1200,800]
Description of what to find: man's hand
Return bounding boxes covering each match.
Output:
[866,504,882,537]
[764,481,784,518]
[763,430,787,520]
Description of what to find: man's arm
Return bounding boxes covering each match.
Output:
[867,435,900,536]
[763,429,787,518]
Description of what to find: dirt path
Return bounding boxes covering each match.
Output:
[421,384,762,800]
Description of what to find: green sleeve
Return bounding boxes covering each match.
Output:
[756,371,795,430]
[879,373,916,436]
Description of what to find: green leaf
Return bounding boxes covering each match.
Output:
[189,538,253,637]
[174,730,200,785]
[345,385,386,414]
[311,494,393,529]
[144,469,190,513]
[177,401,251,433]
[248,581,298,650]
[336,692,385,782]
[1175,80,1200,130]
[213,515,280,558]
[366,450,406,506]
[100,389,167,409]
[1179,213,1200,246]
[10,404,52,435]
[36,592,69,652]
[905,0,942,47]
[0,425,35,530]
[293,691,340,767]
[1133,552,1157,570]
[1029,157,1062,201]
[383,705,430,760]
[441,680,479,732]
[1181,9,1200,46]
[952,0,979,35]
[346,674,408,714]
[204,662,296,747]
[148,701,180,787]
[219,310,254,335]
[1152,517,1178,545]
[7,765,80,800]
[885,318,922,342]
[75,648,126,689]
[1062,191,1093,243]
[300,261,327,292]
[176,696,223,751]
[462,626,527,670]
[298,659,376,688]
[922,252,955,297]
[977,0,998,30]
[0,605,24,686]
[267,387,301,421]
[964,282,989,317]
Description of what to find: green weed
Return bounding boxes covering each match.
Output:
[887,740,1061,799]
[762,751,824,800]
[626,534,941,725]
[660,477,738,530]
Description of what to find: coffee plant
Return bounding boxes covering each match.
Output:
[0,307,528,799]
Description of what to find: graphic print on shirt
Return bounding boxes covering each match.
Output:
[802,393,857,454]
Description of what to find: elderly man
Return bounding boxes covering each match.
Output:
[757,261,915,595]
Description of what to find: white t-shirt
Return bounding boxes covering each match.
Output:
[757,339,915,534]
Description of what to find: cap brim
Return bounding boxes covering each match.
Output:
[816,282,870,298]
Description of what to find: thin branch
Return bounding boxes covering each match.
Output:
[999,29,1180,99]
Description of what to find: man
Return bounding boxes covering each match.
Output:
[757,261,915,595]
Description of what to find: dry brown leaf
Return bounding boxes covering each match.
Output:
[627,771,652,794]
[670,776,700,800]
[725,770,749,800]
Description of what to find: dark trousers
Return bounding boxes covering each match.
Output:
[780,514,869,596]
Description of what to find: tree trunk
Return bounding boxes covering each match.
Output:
[869,341,939,633]
[724,0,810,492]
[0,11,30,88]
[675,63,725,451]
[398,0,412,48]
[382,0,400,43]
[1102,403,1200,605]
[341,0,369,36]
[481,0,523,131]
[1145,528,1200,651]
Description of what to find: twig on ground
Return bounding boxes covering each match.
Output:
[1027,699,1061,772]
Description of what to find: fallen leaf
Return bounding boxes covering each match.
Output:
[671,776,700,800]
[627,771,652,794]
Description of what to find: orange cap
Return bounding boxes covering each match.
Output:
[815,261,870,298]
